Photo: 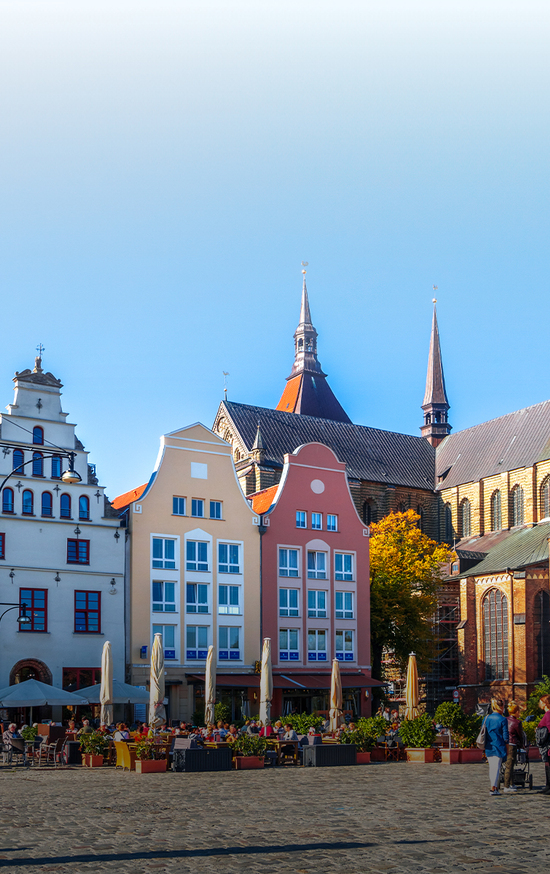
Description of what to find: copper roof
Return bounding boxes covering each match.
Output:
[458,521,550,577]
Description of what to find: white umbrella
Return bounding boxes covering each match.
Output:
[329,658,343,732]
[100,640,114,727]
[259,638,273,726]
[77,678,150,704]
[204,645,216,726]
[0,679,87,725]
[404,652,420,720]
[149,632,166,728]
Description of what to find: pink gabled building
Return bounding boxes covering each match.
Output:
[251,440,381,718]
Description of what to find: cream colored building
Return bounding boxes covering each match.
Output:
[113,423,261,723]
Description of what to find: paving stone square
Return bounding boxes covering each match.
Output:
[0,761,549,873]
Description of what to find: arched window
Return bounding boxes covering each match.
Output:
[22,490,34,515]
[534,590,550,679]
[483,588,509,680]
[60,493,71,518]
[32,426,44,445]
[41,492,53,517]
[510,485,524,527]
[491,490,502,531]
[51,456,62,479]
[362,500,377,525]
[32,452,44,477]
[397,502,407,513]
[2,488,14,513]
[298,338,303,348]
[79,495,90,520]
[541,477,550,520]
[445,503,453,541]
[12,449,24,473]
[460,499,471,538]
[416,505,425,532]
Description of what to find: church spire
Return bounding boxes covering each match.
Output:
[421,298,451,447]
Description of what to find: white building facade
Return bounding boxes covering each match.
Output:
[0,356,124,717]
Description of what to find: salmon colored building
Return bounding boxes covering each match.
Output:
[251,441,381,718]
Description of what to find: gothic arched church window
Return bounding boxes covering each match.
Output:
[483,588,509,680]
[460,498,471,538]
[491,490,502,531]
[510,485,524,527]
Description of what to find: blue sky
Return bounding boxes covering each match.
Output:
[1,1,548,497]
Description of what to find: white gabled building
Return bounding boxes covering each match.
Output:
[0,355,124,720]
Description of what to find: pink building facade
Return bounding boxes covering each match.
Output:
[251,442,379,718]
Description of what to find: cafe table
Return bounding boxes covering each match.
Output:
[265,739,299,765]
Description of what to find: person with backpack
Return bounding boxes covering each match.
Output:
[536,694,550,795]
[484,698,509,796]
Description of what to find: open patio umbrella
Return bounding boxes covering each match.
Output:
[329,658,343,732]
[204,645,216,726]
[100,640,114,727]
[0,679,87,724]
[404,652,420,720]
[149,632,166,728]
[259,638,272,726]
[77,678,150,704]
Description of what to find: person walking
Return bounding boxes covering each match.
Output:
[484,698,509,796]
[503,702,523,794]
[536,694,550,795]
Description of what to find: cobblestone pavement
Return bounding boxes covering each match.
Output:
[1,761,549,874]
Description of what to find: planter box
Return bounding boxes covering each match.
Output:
[440,748,461,765]
[406,748,436,763]
[234,755,264,770]
[135,759,167,774]
[356,751,371,764]
[458,748,485,764]
[303,744,357,768]
[369,748,386,762]
[82,754,104,768]
[173,748,232,773]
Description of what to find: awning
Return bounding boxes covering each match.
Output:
[186,674,259,689]
[186,672,385,690]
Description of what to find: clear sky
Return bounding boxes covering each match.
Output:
[1,1,548,498]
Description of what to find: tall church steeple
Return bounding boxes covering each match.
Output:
[421,299,451,447]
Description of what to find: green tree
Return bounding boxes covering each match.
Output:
[369,509,451,683]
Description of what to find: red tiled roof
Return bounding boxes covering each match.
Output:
[250,485,278,514]
[276,374,302,413]
[111,483,148,510]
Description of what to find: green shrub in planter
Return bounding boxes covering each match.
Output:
[80,731,109,756]
[356,715,388,742]
[232,734,268,757]
[434,703,481,748]
[338,728,373,752]
[523,720,537,746]
[20,725,38,741]
[398,714,436,749]
[278,713,324,735]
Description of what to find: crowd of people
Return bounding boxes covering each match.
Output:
[482,694,550,796]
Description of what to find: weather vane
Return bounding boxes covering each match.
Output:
[301,261,308,275]
[223,371,230,400]
[36,343,45,358]
[432,285,438,303]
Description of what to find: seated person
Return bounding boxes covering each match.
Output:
[203,725,216,742]
[77,719,94,736]
[2,723,21,747]
[114,723,130,741]
[274,720,284,738]
[283,723,298,741]
[259,722,276,738]
[244,720,259,735]
[216,721,228,739]
[226,724,239,741]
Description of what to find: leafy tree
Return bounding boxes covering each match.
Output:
[523,675,550,719]
[369,510,451,683]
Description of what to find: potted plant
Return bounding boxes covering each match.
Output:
[434,702,464,764]
[232,734,267,769]
[20,725,38,742]
[134,738,167,773]
[399,714,437,762]
[338,728,372,763]
[280,713,325,736]
[80,731,108,767]
[355,715,388,761]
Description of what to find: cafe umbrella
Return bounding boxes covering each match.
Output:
[100,640,114,727]
[259,638,273,726]
[0,679,87,725]
[149,632,166,729]
[204,645,216,726]
[329,658,343,732]
[77,678,150,704]
[404,652,420,720]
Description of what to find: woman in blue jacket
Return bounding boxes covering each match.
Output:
[484,698,509,796]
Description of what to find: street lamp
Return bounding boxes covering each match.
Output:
[0,446,82,492]
[0,601,31,626]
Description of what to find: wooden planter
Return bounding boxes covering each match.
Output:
[369,748,385,762]
[234,755,264,770]
[356,751,371,764]
[440,748,461,764]
[82,754,104,768]
[458,748,485,764]
[406,748,436,763]
[135,759,167,774]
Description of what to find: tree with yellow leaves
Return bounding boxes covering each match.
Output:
[369,509,451,683]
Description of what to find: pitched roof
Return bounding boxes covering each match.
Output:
[219,401,435,490]
[459,521,550,577]
[249,485,278,514]
[436,399,550,490]
[111,483,148,510]
[422,303,449,408]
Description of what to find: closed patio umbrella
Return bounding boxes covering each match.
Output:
[0,679,87,725]
[259,638,272,726]
[149,632,166,729]
[329,658,343,732]
[204,645,216,726]
[404,652,420,720]
[100,640,114,727]
[77,678,150,704]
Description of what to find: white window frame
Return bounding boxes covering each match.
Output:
[308,628,328,662]
[335,591,354,620]
[186,625,209,659]
[186,582,209,614]
[173,496,186,516]
[152,623,177,660]
[307,551,327,579]
[210,500,222,519]
[311,512,322,530]
[279,628,300,661]
[326,514,338,532]
[219,584,240,614]
[191,498,205,518]
[335,629,354,662]
[279,588,300,617]
[152,580,177,614]
[335,552,354,581]
[152,537,177,570]
[296,510,307,529]
[279,548,299,577]
[186,540,209,572]
[218,625,241,661]
[307,589,327,618]
[218,542,240,574]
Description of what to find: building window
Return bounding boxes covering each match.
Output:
[279,628,299,661]
[219,626,240,660]
[186,540,208,572]
[541,477,550,520]
[22,490,34,515]
[296,511,306,529]
[460,499,471,538]
[335,591,354,619]
[63,667,101,691]
[12,449,24,473]
[74,591,101,632]
[445,503,453,541]
[32,426,44,445]
[210,501,222,519]
[326,514,338,532]
[51,456,62,479]
[279,588,299,617]
[218,543,240,574]
[186,583,208,613]
[335,553,353,581]
[417,505,425,532]
[153,538,176,569]
[79,495,90,520]
[510,485,524,527]
[335,629,354,661]
[173,497,186,516]
[186,625,208,659]
[67,539,90,564]
[191,499,204,518]
[153,623,177,659]
[2,488,14,514]
[32,452,44,477]
[20,588,47,632]
[534,590,550,679]
[0,532,4,559]
[152,581,176,613]
[279,548,299,577]
[491,491,502,532]
[307,551,327,579]
[308,629,327,661]
[41,491,53,517]
[311,512,322,530]
[482,588,509,680]
[219,585,240,614]
[307,590,327,618]
[60,493,71,518]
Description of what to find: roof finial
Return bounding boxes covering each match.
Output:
[432,285,438,304]
[34,343,45,373]
[223,371,230,400]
